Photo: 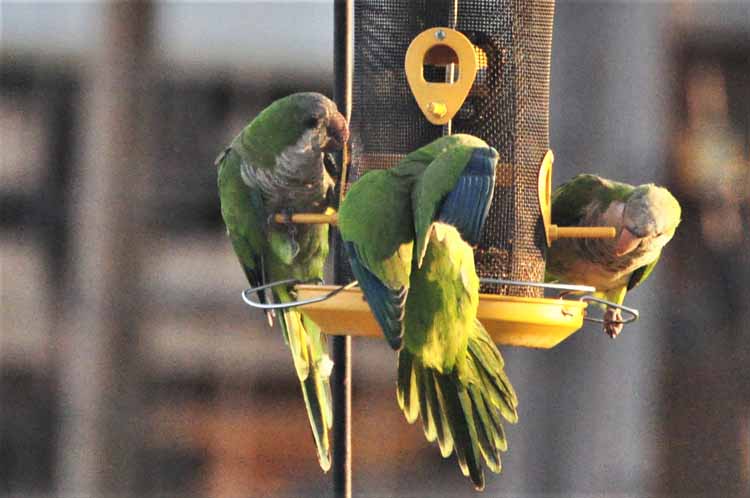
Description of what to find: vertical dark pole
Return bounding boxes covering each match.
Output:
[331,336,351,498]
[332,1,353,498]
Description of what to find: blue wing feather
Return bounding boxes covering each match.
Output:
[343,241,407,350]
[437,147,497,244]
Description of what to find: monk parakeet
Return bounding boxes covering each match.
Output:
[216,92,349,471]
[339,135,518,489]
[546,174,681,338]
[337,134,492,350]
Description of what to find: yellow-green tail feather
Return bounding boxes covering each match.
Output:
[397,320,518,489]
[279,307,333,472]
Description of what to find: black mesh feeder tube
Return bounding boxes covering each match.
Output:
[347,0,555,297]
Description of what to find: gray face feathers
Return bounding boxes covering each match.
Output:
[296,92,349,153]
[624,186,681,236]
[619,185,681,255]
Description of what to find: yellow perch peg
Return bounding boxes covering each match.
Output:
[273,212,339,225]
[548,225,616,241]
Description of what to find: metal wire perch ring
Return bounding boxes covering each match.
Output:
[478,277,597,293]
[578,295,640,326]
[242,279,360,311]
[479,277,639,326]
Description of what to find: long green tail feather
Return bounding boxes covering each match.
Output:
[415,366,436,442]
[279,307,333,472]
[468,384,502,471]
[426,369,454,457]
[396,349,413,410]
[441,375,484,489]
[396,321,518,490]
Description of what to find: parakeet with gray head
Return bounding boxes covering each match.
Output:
[339,135,518,489]
[545,174,681,338]
[216,92,349,470]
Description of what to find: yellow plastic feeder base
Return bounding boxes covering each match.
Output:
[296,285,587,349]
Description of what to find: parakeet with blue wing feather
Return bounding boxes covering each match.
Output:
[339,135,518,489]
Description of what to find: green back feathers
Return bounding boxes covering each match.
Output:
[551,174,633,226]
[339,134,488,287]
[409,133,488,162]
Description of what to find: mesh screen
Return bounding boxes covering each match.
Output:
[344,0,554,296]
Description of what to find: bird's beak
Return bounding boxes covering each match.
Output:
[322,112,349,152]
[614,227,642,257]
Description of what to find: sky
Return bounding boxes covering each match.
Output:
[1,2,334,77]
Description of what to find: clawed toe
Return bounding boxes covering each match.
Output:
[604,308,624,339]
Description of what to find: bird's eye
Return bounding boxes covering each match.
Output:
[305,117,321,128]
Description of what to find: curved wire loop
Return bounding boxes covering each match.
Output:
[578,295,640,325]
[478,277,596,294]
[242,276,639,327]
[242,279,360,311]
[479,277,640,326]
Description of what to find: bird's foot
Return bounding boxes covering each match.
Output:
[604,307,624,338]
[265,309,276,328]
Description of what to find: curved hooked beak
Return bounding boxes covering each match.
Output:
[321,112,349,152]
[614,227,643,257]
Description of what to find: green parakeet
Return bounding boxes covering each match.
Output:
[546,174,682,338]
[337,134,491,349]
[216,92,349,471]
[339,135,519,489]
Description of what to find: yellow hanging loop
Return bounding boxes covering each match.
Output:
[405,27,479,125]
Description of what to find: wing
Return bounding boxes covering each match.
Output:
[413,145,498,267]
[437,147,497,244]
[344,241,408,350]
[551,174,609,227]
[338,169,415,350]
[551,174,635,227]
[218,147,268,292]
[627,255,660,292]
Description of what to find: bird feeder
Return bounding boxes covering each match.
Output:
[308,0,626,347]
[239,2,640,495]
[243,0,638,348]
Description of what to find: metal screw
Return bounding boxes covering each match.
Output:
[435,29,446,41]
[428,102,448,117]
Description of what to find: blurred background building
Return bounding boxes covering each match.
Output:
[1,1,747,497]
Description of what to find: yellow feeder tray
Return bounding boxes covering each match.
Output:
[296,285,588,349]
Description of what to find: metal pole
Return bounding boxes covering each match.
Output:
[331,336,351,498]
[332,1,353,498]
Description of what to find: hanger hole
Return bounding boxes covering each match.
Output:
[423,44,460,83]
